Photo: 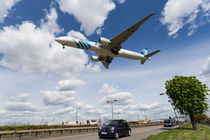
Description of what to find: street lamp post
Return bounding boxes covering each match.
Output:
[140,109,148,121]
[160,93,181,129]
[107,99,118,119]
[75,107,81,124]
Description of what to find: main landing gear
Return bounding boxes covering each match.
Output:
[62,44,65,49]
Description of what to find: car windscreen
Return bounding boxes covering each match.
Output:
[164,119,171,123]
[104,120,119,126]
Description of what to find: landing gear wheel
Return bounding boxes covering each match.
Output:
[115,132,119,139]
[62,45,65,49]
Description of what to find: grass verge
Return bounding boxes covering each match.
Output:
[143,124,210,140]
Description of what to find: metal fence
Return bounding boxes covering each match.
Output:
[0,123,163,139]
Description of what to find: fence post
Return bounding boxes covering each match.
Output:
[36,132,38,137]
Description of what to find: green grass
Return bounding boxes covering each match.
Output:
[144,124,210,140]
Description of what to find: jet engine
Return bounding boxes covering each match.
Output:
[91,56,100,62]
[99,37,111,46]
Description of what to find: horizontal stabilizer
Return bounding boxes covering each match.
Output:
[145,50,160,58]
[141,50,160,65]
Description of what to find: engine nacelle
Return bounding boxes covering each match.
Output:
[91,56,100,62]
[99,37,111,46]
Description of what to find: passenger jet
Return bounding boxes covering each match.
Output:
[55,13,160,69]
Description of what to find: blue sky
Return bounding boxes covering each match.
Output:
[0,0,210,125]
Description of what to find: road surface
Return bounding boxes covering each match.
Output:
[38,125,176,140]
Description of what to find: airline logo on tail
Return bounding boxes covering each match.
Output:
[140,48,148,56]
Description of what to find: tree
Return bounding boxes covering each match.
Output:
[194,114,208,123]
[165,76,209,130]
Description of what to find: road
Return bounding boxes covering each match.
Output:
[38,125,176,140]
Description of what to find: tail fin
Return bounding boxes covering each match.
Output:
[140,48,148,56]
[141,49,160,64]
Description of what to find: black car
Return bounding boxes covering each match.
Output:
[98,119,131,139]
[164,119,176,127]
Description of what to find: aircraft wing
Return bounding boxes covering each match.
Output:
[110,13,155,46]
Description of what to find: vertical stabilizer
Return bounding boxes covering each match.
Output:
[140,48,148,56]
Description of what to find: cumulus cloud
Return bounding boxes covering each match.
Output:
[99,83,119,94]
[41,78,87,106]
[57,0,116,35]
[5,102,38,112]
[5,93,38,112]
[0,110,5,115]
[200,56,210,77]
[0,8,90,78]
[86,63,101,73]
[99,84,133,106]
[9,93,29,102]
[41,90,77,106]
[54,107,74,115]
[67,30,87,40]
[137,102,161,110]
[161,0,210,37]
[0,0,20,23]
[56,79,86,91]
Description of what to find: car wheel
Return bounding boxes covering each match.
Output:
[115,132,119,139]
[128,130,131,136]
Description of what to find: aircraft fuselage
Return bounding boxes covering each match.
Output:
[55,36,146,61]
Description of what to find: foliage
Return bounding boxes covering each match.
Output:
[143,124,210,140]
[0,124,98,131]
[194,114,208,123]
[206,118,210,124]
[165,76,209,115]
[165,76,209,130]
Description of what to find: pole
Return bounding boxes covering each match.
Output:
[107,99,118,120]
[111,102,113,119]
[144,110,147,121]
[76,108,77,124]
[172,105,181,129]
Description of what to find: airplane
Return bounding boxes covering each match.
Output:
[55,13,160,69]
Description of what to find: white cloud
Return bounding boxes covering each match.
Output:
[54,107,74,115]
[0,8,89,78]
[110,93,132,105]
[99,83,119,94]
[56,79,86,91]
[137,102,161,110]
[9,93,29,102]
[5,102,38,112]
[86,63,101,73]
[0,0,20,23]
[0,110,5,115]
[57,0,116,35]
[116,0,125,4]
[161,0,210,37]
[99,84,133,106]
[41,8,62,34]
[5,93,38,112]
[41,90,77,106]
[200,56,210,77]
[67,30,87,40]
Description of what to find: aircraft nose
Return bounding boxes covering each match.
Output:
[55,37,62,43]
